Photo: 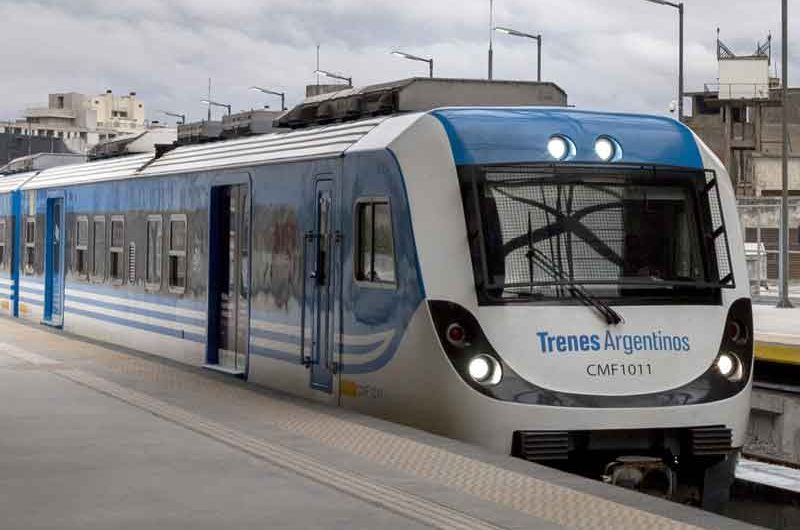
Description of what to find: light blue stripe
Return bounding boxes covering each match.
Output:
[67,305,205,344]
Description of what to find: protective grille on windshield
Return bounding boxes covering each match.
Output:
[466,165,733,301]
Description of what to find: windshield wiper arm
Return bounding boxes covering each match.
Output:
[525,245,624,326]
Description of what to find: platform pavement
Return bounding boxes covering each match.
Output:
[753,304,800,364]
[0,318,762,530]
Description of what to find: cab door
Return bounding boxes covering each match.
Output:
[304,176,341,394]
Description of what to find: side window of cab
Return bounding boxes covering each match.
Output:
[354,198,396,287]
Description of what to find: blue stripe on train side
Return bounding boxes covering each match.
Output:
[66,305,205,343]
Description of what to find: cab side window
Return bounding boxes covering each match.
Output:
[355,200,396,285]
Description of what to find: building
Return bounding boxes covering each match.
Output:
[0,89,149,158]
[686,34,800,284]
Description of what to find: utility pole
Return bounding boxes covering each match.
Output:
[488,0,494,80]
[678,2,684,121]
[778,0,793,307]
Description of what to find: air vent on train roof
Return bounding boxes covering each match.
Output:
[274,77,568,130]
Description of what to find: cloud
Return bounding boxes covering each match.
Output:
[0,0,797,123]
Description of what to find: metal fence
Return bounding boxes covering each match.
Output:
[737,198,800,301]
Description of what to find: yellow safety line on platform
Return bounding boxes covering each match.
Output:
[755,341,800,365]
[0,340,707,530]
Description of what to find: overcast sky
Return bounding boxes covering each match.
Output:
[0,0,796,124]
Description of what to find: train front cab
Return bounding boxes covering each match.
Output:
[379,109,752,508]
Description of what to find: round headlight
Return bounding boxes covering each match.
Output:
[467,354,502,385]
[716,352,743,381]
[547,135,570,160]
[716,353,735,377]
[595,137,616,161]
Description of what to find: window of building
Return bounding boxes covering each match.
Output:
[92,216,106,281]
[355,200,396,285]
[75,216,89,280]
[0,219,6,268]
[168,215,187,292]
[146,216,162,289]
[24,217,35,275]
[109,216,124,284]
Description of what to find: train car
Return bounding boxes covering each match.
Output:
[0,106,751,508]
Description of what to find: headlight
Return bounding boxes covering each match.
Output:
[547,135,574,161]
[594,136,620,162]
[716,352,742,381]
[468,354,502,385]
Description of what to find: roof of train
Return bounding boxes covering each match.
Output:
[0,107,703,192]
[12,117,387,191]
[0,171,39,193]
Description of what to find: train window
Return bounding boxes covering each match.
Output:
[168,215,187,293]
[75,216,89,280]
[355,200,396,285]
[146,215,162,290]
[109,216,124,285]
[0,219,6,268]
[91,216,106,281]
[24,217,35,275]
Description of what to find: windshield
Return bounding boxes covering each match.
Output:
[460,165,732,304]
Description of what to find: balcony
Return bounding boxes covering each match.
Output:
[24,107,77,120]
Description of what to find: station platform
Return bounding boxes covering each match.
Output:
[0,318,761,530]
[753,304,800,364]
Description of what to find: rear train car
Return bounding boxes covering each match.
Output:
[0,108,751,508]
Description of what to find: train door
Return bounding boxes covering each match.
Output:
[304,176,340,394]
[207,181,251,377]
[43,194,65,327]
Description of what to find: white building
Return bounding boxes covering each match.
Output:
[0,90,150,153]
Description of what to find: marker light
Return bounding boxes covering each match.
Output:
[594,137,616,161]
[547,135,570,160]
[467,354,503,385]
[446,323,467,347]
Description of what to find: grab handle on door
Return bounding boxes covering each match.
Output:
[299,230,314,368]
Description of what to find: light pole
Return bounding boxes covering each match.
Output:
[778,0,793,307]
[159,110,186,125]
[488,0,494,80]
[200,99,232,118]
[314,69,352,87]
[249,86,286,111]
[643,0,684,122]
[391,51,434,78]
[494,26,543,82]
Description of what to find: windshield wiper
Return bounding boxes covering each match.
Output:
[524,216,623,325]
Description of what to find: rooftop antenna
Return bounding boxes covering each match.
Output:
[316,44,320,86]
[207,78,212,121]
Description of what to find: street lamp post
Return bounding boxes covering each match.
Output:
[249,86,286,111]
[488,0,494,80]
[200,99,232,117]
[778,0,793,308]
[159,110,186,125]
[314,69,352,87]
[643,0,684,122]
[494,27,543,82]
[391,51,434,78]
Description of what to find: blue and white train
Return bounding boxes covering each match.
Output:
[0,107,751,507]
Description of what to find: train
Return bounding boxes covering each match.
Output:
[0,104,752,509]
